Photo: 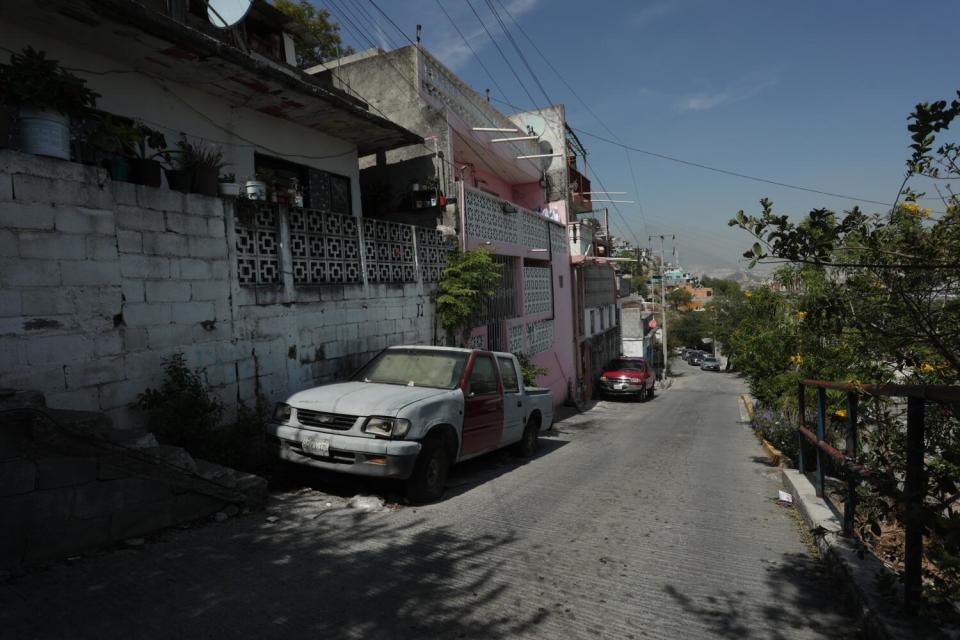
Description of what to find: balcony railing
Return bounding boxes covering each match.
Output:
[569,162,592,214]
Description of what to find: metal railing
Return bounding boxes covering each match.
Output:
[797,379,960,612]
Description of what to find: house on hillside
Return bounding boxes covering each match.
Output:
[0,0,449,426]
[313,45,591,406]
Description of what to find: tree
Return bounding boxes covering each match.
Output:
[436,248,502,345]
[728,90,960,603]
[669,310,709,350]
[666,287,693,310]
[272,0,354,67]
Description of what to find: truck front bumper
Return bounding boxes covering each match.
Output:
[267,423,421,479]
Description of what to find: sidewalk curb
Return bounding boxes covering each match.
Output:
[781,468,949,640]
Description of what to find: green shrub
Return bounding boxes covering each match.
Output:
[134,353,266,470]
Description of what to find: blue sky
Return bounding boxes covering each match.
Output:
[325,0,960,275]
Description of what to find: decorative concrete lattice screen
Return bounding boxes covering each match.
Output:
[550,223,568,255]
[235,203,281,285]
[523,266,552,315]
[509,324,524,353]
[289,208,362,285]
[416,226,452,283]
[236,204,452,287]
[468,333,487,350]
[526,319,554,355]
[363,217,416,283]
[583,264,616,308]
[463,187,551,251]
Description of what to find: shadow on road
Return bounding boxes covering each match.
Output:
[2,511,545,639]
[662,553,862,639]
[266,437,569,506]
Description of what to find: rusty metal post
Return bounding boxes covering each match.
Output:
[843,392,858,537]
[903,396,926,612]
[797,383,806,472]
[815,388,827,497]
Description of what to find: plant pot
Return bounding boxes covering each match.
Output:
[18,107,70,160]
[0,107,12,150]
[165,168,192,193]
[245,180,267,201]
[192,165,218,197]
[102,157,130,182]
[218,182,241,197]
[129,158,162,188]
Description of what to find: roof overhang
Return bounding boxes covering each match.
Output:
[3,0,422,156]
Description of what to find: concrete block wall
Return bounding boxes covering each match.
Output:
[0,151,436,427]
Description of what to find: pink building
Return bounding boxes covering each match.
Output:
[316,46,584,406]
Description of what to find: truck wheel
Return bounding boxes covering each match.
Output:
[404,437,449,504]
[515,415,541,458]
[648,385,655,399]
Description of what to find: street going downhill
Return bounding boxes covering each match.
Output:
[0,370,860,639]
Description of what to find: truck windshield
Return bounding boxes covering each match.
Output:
[352,349,468,389]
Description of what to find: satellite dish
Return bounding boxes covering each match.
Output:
[537,140,555,171]
[207,0,253,28]
[521,114,548,138]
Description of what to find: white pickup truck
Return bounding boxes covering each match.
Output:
[267,346,554,502]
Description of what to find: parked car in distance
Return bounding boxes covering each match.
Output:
[688,351,705,366]
[700,355,721,371]
[599,357,656,401]
[266,346,554,503]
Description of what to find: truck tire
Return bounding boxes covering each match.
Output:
[404,436,449,504]
[648,385,655,399]
[515,414,541,458]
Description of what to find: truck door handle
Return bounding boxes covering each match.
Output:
[517,400,522,408]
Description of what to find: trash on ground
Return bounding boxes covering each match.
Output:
[265,515,280,523]
[778,490,794,504]
[348,495,385,512]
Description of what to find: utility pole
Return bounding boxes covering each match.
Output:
[650,235,669,383]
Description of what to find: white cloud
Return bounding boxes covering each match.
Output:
[630,2,679,28]
[427,0,542,71]
[677,71,779,112]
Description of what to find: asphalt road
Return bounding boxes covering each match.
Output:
[1,367,862,639]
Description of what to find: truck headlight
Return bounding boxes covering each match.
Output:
[362,416,411,438]
[600,375,609,382]
[273,403,292,422]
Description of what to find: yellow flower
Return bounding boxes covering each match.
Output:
[919,362,935,373]
[745,290,753,298]
[834,409,847,418]
[900,201,932,217]
[789,354,802,365]
[796,310,807,319]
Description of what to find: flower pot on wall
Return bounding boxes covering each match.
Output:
[102,157,130,182]
[18,108,70,159]
[129,158,162,187]
[165,168,192,193]
[218,182,240,197]
[192,166,218,197]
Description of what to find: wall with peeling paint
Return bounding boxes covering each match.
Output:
[0,151,436,429]
[0,22,363,217]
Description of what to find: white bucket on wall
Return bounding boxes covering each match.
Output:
[19,108,70,160]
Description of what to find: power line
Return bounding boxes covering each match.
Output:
[463,0,539,109]
[434,0,515,110]
[570,126,910,209]
[484,0,552,107]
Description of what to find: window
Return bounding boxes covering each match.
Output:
[468,356,499,396]
[497,357,520,393]
[353,349,468,389]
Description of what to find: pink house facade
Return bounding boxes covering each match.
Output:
[319,46,579,406]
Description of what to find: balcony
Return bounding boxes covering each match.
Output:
[569,162,592,215]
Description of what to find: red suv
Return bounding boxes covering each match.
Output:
[599,357,656,401]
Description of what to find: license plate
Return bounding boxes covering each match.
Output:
[302,437,330,457]
[614,383,626,390]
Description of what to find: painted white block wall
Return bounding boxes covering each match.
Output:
[0,152,435,428]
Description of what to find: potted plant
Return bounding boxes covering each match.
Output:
[165,140,196,193]
[0,46,99,160]
[85,115,139,181]
[191,143,226,197]
[129,124,170,188]
[218,172,240,197]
